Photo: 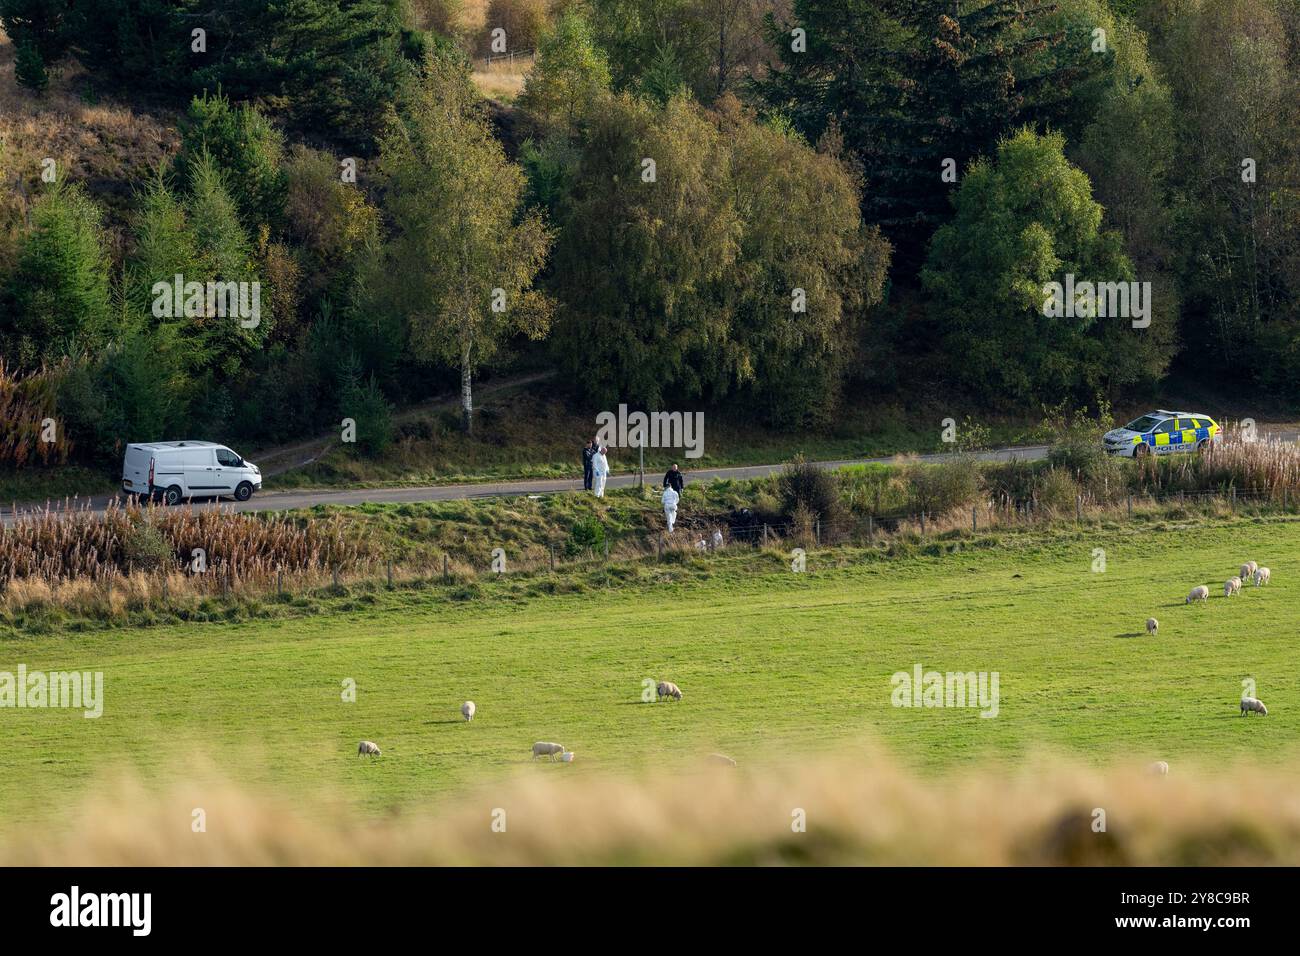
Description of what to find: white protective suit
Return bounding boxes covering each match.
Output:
[662,485,679,532]
[592,449,609,497]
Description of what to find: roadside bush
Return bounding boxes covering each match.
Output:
[904,458,981,515]
[1043,401,1117,487]
[982,458,1042,508]
[120,520,174,572]
[1036,468,1083,516]
[778,456,841,524]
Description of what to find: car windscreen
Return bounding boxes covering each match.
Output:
[1124,415,1162,433]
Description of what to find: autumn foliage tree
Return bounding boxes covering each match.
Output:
[371,54,554,434]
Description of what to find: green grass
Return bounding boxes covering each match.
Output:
[1,515,1296,827]
[0,466,117,506]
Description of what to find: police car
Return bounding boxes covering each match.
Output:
[1103,410,1222,458]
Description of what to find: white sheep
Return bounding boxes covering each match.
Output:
[1186,585,1209,603]
[1148,761,1169,776]
[461,701,476,722]
[357,740,381,757]
[656,680,683,701]
[1146,617,1158,636]
[1240,561,1257,580]
[707,753,737,767]
[1240,697,1269,717]
[1254,567,1271,586]
[532,741,567,760]
[1224,576,1242,597]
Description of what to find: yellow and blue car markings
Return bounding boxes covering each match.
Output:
[1138,418,1218,451]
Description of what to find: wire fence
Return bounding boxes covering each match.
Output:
[0,482,1292,614]
[482,48,534,68]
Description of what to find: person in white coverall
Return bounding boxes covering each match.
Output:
[591,446,609,497]
[662,484,679,532]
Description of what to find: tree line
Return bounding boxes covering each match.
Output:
[1,0,1298,467]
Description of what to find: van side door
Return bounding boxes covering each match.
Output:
[184,449,222,494]
[152,451,187,494]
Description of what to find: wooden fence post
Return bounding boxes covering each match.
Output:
[815,517,821,547]
[972,507,977,533]
[1232,487,1237,510]
[1127,494,1132,518]
[919,512,926,537]
[1076,495,1081,523]
[867,515,874,541]
[387,559,393,589]
[443,553,449,582]
[549,545,555,573]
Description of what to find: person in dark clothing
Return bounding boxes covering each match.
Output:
[582,439,596,491]
[663,463,684,494]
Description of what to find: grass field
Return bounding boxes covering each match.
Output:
[1,514,1296,833]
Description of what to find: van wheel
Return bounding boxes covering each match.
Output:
[164,486,183,506]
[1134,444,1150,458]
[1196,439,1210,455]
[234,482,254,502]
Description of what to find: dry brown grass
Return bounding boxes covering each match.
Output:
[4,748,1300,865]
[471,53,534,102]
[0,360,72,466]
[0,499,367,584]
[0,28,179,230]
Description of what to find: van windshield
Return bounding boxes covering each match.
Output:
[1124,415,1162,433]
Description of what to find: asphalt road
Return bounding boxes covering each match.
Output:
[9,429,1298,525]
[3,444,1053,525]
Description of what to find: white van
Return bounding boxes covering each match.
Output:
[122,441,262,505]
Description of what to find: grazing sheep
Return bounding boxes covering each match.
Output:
[710,529,724,550]
[1224,576,1242,597]
[1240,562,1256,580]
[461,701,476,722]
[1186,585,1210,603]
[1254,567,1271,586]
[532,741,567,760]
[656,680,683,701]
[1146,617,1158,636]
[1148,761,1169,776]
[1240,697,1269,717]
[357,740,381,757]
[707,753,737,767]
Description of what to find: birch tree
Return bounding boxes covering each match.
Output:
[374,56,554,434]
